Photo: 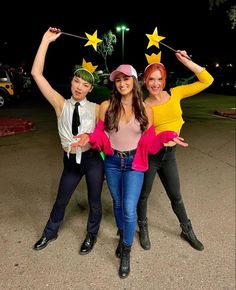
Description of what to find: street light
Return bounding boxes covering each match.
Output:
[116,25,129,63]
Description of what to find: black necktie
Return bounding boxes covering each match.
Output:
[72,102,80,135]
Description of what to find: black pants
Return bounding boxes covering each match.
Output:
[43,150,104,239]
[137,146,189,224]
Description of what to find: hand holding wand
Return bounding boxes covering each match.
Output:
[160,42,192,60]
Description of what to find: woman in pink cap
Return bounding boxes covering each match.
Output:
[136,50,214,252]
[73,63,187,278]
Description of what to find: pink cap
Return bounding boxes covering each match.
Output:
[109,64,138,81]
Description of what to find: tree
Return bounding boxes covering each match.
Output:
[228,5,236,29]
[209,0,236,29]
[97,31,117,73]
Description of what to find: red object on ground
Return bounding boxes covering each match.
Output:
[215,109,236,119]
[0,118,35,137]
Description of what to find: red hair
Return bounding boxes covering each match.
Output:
[144,63,167,89]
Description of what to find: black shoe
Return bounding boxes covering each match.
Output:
[79,233,97,255]
[33,235,58,251]
[119,243,131,279]
[138,218,151,250]
[180,220,204,251]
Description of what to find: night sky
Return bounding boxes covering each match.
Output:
[1,1,235,80]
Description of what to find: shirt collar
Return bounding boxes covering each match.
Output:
[70,97,87,107]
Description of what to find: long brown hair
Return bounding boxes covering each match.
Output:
[104,77,148,132]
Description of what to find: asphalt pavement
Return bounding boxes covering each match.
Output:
[0,92,235,290]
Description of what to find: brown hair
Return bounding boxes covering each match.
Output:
[104,77,148,132]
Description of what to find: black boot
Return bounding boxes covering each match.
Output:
[115,229,123,258]
[180,220,204,251]
[138,218,151,250]
[119,243,131,279]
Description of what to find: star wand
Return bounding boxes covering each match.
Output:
[61,30,102,51]
[160,42,192,60]
[146,27,192,60]
[61,32,87,40]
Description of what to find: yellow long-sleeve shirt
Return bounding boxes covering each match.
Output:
[152,69,214,134]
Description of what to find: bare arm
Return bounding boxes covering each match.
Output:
[144,104,154,128]
[95,104,100,122]
[176,50,205,74]
[31,27,65,117]
[99,100,110,121]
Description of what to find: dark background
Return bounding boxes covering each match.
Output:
[1,1,235,81]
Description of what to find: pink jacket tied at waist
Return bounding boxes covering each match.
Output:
[88,120,178,172]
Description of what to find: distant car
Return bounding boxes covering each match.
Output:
[0,67,19,108]
[172,75,197,86]
[98,73,110,87]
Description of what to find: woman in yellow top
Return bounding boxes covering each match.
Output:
[137,50,214,251]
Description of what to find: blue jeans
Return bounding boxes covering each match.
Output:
[105,151,144,247]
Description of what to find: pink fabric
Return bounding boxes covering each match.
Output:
[88,120,113,155]
[133,126,177,171]
[88,120,178,172]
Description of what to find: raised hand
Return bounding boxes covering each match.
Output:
[43,27,62,43]
[175,50,192,62]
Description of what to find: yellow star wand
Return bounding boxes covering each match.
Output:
[146,27,192,60]
[61,30,102,51]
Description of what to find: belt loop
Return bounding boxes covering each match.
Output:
[117,152,127,158]
[114,149,136,158]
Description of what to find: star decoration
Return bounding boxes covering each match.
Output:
[84,30,102,51]
[82,59,98,73]
[145,52,162,64]
[146,27,166,49]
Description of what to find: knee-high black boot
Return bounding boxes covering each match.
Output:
[115,229,123,258]
[180,219,204,251]
[119,243,131,279]
[138,218,151,250]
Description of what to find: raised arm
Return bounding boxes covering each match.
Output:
[171,50,214,99]
[176,50,205,74]
[31,27,65,117]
